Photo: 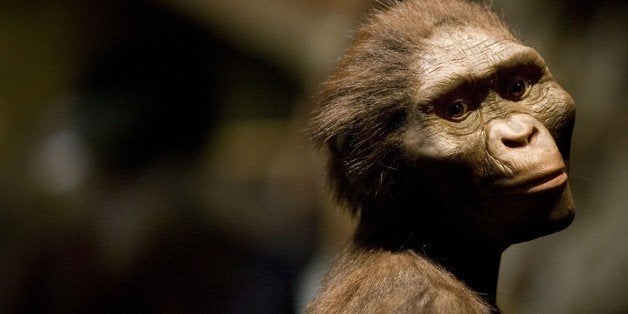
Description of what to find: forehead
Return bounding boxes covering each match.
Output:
[416,26,524,77]
[411,26,545,101]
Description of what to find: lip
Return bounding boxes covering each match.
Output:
[495,169,568,194]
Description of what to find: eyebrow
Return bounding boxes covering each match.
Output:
[491,47,546,77]
[415,47,546,105]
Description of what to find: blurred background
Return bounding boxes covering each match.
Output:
[0,0,625,312]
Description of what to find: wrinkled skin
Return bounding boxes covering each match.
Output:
[400,25,575,247]
[307,0,575,312]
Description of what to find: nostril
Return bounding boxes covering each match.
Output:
[502,126,537,148]
[502,138,525,148]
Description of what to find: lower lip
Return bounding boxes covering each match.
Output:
[523,171,568,194]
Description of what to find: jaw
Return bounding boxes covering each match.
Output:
[482,182,575,246]
[360,158,575,249]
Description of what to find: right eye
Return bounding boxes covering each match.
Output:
[504,75,531,100]
[444,100,470,120]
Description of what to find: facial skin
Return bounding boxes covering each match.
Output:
[401,26,575,247]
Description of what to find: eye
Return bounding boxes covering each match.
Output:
[505,76,530,100]
[444,100,470,120]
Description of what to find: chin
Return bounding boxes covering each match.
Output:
[513,183,576,244]
[545,183,576,232]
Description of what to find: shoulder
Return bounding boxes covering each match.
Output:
[306,248,490,313]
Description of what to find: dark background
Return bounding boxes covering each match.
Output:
[0,0,625,312]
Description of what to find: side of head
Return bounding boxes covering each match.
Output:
[310,0,575,248]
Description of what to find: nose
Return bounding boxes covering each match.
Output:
[486,114,561,169]
[487,114,542,149]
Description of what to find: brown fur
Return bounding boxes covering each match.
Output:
[307,0,575,312]
[308,247,491,313]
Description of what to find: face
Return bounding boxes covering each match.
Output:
[401,26,576,246]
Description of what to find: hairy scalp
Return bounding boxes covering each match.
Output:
[309,0,514,215]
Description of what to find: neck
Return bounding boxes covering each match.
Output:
[420,240,503,307]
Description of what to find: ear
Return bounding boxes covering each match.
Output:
[328,132,357,160]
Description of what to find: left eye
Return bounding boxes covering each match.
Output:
[506,77,530,99]
[445,100,470,119]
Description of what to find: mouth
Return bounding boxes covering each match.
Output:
[495,169,568,194]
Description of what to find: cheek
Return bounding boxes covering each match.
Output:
[530,83,575,130]
[402,124,484,161]
[528,83,576,159]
